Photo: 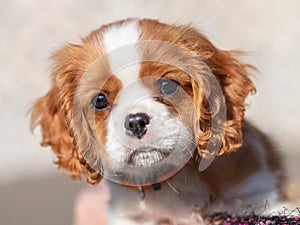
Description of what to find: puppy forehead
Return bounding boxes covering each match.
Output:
[102,19,141,88]
[101,19,187,94]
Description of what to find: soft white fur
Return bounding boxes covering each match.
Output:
[103,19,141,87]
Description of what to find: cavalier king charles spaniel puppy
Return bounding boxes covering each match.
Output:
[31,18,287,224]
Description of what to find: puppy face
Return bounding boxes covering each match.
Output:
[30,18,255,185]
[74,44,199,184]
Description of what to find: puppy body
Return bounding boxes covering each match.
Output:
[108,122,283,225]
[31,18,286,224]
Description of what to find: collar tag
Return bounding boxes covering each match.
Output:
[137,183,161,200]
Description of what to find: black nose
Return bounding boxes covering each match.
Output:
[124,113,150,139]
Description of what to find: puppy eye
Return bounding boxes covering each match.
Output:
[159,79,179,95]
[91,93,109,111]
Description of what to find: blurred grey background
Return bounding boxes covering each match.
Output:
[0,0,299,225]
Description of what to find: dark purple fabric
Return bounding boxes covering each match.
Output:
[207,211,300,225]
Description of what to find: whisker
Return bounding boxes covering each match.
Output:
[167,181,180,195]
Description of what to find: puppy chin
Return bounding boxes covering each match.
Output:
[126,146,171,167]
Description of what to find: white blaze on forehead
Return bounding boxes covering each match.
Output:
[103,19,141,87]
[102,19,160,123]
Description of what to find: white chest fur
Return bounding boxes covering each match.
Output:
[108,164,211,225]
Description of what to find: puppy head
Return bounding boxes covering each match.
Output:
[30,18,255,185]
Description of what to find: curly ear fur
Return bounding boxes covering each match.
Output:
[209,50,256,156]
[30,43,102,184]
[180,26,256,157]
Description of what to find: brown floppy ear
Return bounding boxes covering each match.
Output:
[185,29,256,158]
[30,44,102,184]
[208,50,256,156]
